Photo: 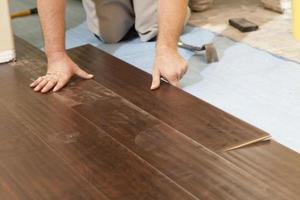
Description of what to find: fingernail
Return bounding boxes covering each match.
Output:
[150,85,157,90]
[88,74,94,78]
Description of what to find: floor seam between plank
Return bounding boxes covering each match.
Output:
[79,78,267,183]
[0,101,111,200]
[15,39,271,194]
[9,41,200,199]
[66,104,201,200]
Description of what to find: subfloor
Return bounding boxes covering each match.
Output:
[189,0,300,62]
[11,0,300,61]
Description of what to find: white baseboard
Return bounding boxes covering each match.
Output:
[0,49,16,64]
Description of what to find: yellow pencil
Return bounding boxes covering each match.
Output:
[292,0,300,40]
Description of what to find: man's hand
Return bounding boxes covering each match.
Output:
[30,52,93,93]
[152,0,189,90]
[32,0,94,93]
[151,48,187,90]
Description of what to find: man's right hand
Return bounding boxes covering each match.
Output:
[30,52,94,93]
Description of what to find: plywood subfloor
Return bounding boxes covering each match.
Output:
[189,0,300,62]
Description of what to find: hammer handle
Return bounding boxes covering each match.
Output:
[11,8,38,19]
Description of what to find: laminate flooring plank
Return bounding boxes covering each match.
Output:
[11,38,275,199]
[221,141,300,200]
[12,38,299,199]
[66,44,270,152]
[0,106,108,200]
[54,79,283,200]
[62,44,300,199]
[14,37,269,152]
[59,77,299,199]
[0,64,195,200]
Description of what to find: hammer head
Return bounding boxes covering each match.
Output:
[203,43,219,64]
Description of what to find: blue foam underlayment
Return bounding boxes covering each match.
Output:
[65,23,300,153]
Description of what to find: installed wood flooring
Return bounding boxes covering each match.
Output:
[0,37,299,199]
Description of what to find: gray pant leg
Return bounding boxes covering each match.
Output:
[82,0,134,43]
[190,0,214,12]
[133,0,191,42]
[132,0,158,42]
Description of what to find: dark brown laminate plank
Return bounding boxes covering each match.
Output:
[0,63,196,199]
[9,38,284,199]
[64,44,300,199]
[14,37,269,152]
[0,106,108,200]
[56,79,282,200]
[65,44,269,152]
[11,37,275,199]
[221,141,300,200]
[12,38,300,199]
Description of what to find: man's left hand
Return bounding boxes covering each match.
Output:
[151,48,187,90]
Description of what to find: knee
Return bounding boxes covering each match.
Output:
[190,0,214,12]
[98,31,123,44]
[98,20,133,44]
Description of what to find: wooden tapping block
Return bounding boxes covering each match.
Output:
[229,18,259,33]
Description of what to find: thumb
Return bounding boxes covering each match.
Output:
[151,68,161,90]
[169,78,181,88]
[75,67,94,79]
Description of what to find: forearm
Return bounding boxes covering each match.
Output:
[31,0,93,93]
[37,0,66,58]
[156,0,188,53]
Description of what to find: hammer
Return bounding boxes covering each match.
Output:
[178,40,219,64]
[11,8,38,19]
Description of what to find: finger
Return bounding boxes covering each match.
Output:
[169,80,181,88]
[180,67,188,80]
[41,80,58,93]
[168,75,181,88]
[53,77,69,92]
[34,79,49,92]
[75,67,94,79]
[30,76,43,88]
[179,61,188,80]
[178,71,184,80]
[183,66,188,75]
[151,69,161,90]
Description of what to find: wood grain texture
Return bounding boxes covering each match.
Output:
[0,106,108,200]
[57,79,276,200]
[7,37,270,200]
[221,140,300,200]
[64,43,300,199]
[66,44,270,152]
[0,65,195,200]
[3,37,299,200]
